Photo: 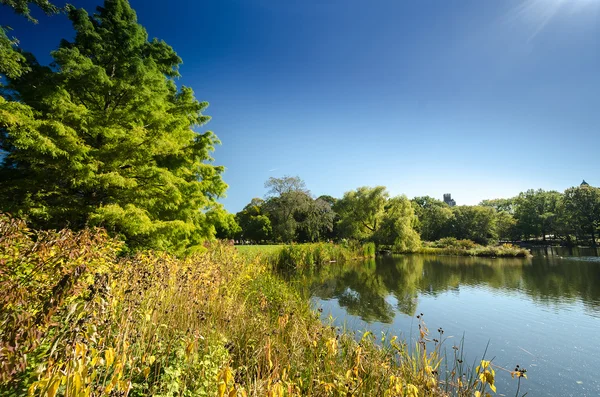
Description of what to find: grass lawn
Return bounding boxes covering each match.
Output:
[235,244,284,258]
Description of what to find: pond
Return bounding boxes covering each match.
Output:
[296,248,600,396]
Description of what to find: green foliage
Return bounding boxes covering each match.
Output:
[334,186,388,241]
[495,210,518,242]
[412,196,454,242]
[0,1,61,81]
[514,189,562,241]
[0,27,29,80]
[430,237,477,250]
[334,188,421,252]
[374,195,421,252]
[235,198,272,243]
[450,206,497,245]
[260,176,335,243]
[563,185,600,246]
[362,242,376,257]
[0,0,59,21]
[479,198,516,214]
[295,196,336,242]
[263,177,312,242]
[421,239,531,258]
[270,242,360,271]
[207,207,241,240]
[0,0,226,253]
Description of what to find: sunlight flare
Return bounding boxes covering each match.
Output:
[513,0,600,39]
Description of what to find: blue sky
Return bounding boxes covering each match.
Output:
[2,0,599,212]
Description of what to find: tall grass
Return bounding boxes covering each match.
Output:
[0,214,526,396]
[267,242,376,272]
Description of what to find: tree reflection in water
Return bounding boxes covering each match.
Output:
[289,251,600,323]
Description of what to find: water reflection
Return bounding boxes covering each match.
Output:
[294,252,600,323]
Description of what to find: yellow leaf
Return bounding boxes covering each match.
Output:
[474,392,481,397]
[185,341,194,356]
[47,379,61,397]
[119,380,130,393]
[148,355,156,365]
[143,367,150,378]
[105,348,115,368]
[73,373,82,394]
[218,382,226,397]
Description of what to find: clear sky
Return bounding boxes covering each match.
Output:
[2,0,599,212]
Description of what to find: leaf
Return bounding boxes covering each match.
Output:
[185,341,194,356]
[218,382,226,397]
[73,373,82,394]
[105,347,115,368]
[47,379,61,397]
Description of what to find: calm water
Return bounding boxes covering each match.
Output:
[297,248,600,397]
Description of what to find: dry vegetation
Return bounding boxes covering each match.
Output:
[0,214,525,396]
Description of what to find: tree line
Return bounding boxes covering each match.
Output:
[229,177,600,248]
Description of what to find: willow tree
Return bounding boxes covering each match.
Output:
[0,0,226,252]
[335,186,421,252]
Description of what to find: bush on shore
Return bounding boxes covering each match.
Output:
[420,238,531,258]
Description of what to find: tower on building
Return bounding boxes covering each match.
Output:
[443,193,456,207]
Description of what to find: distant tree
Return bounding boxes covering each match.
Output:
[373,196,421,252]
[334,186,388,241]
[235,198,272,243]
[563,185,600,247]
[450,206,497,245]
[495,210,518,242]
[514,190,561,241]
[296,197,336,242]
[317,194,339,240]
[480,198,516,214]
[317,194,337,207]
[263,192,311,242]
[412,196,454,241]
[334,187,420,251]
[262,176,313,242]
[264,175,309,197]
[0,0,227,253]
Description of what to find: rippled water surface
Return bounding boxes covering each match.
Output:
[297,247,600,397]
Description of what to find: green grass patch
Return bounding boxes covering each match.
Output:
[235,244,283,259]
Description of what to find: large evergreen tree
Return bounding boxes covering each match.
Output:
[0,0,227,252]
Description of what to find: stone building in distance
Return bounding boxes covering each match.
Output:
[443,193,456,207]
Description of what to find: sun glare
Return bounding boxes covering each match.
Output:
[512,0,600,39]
